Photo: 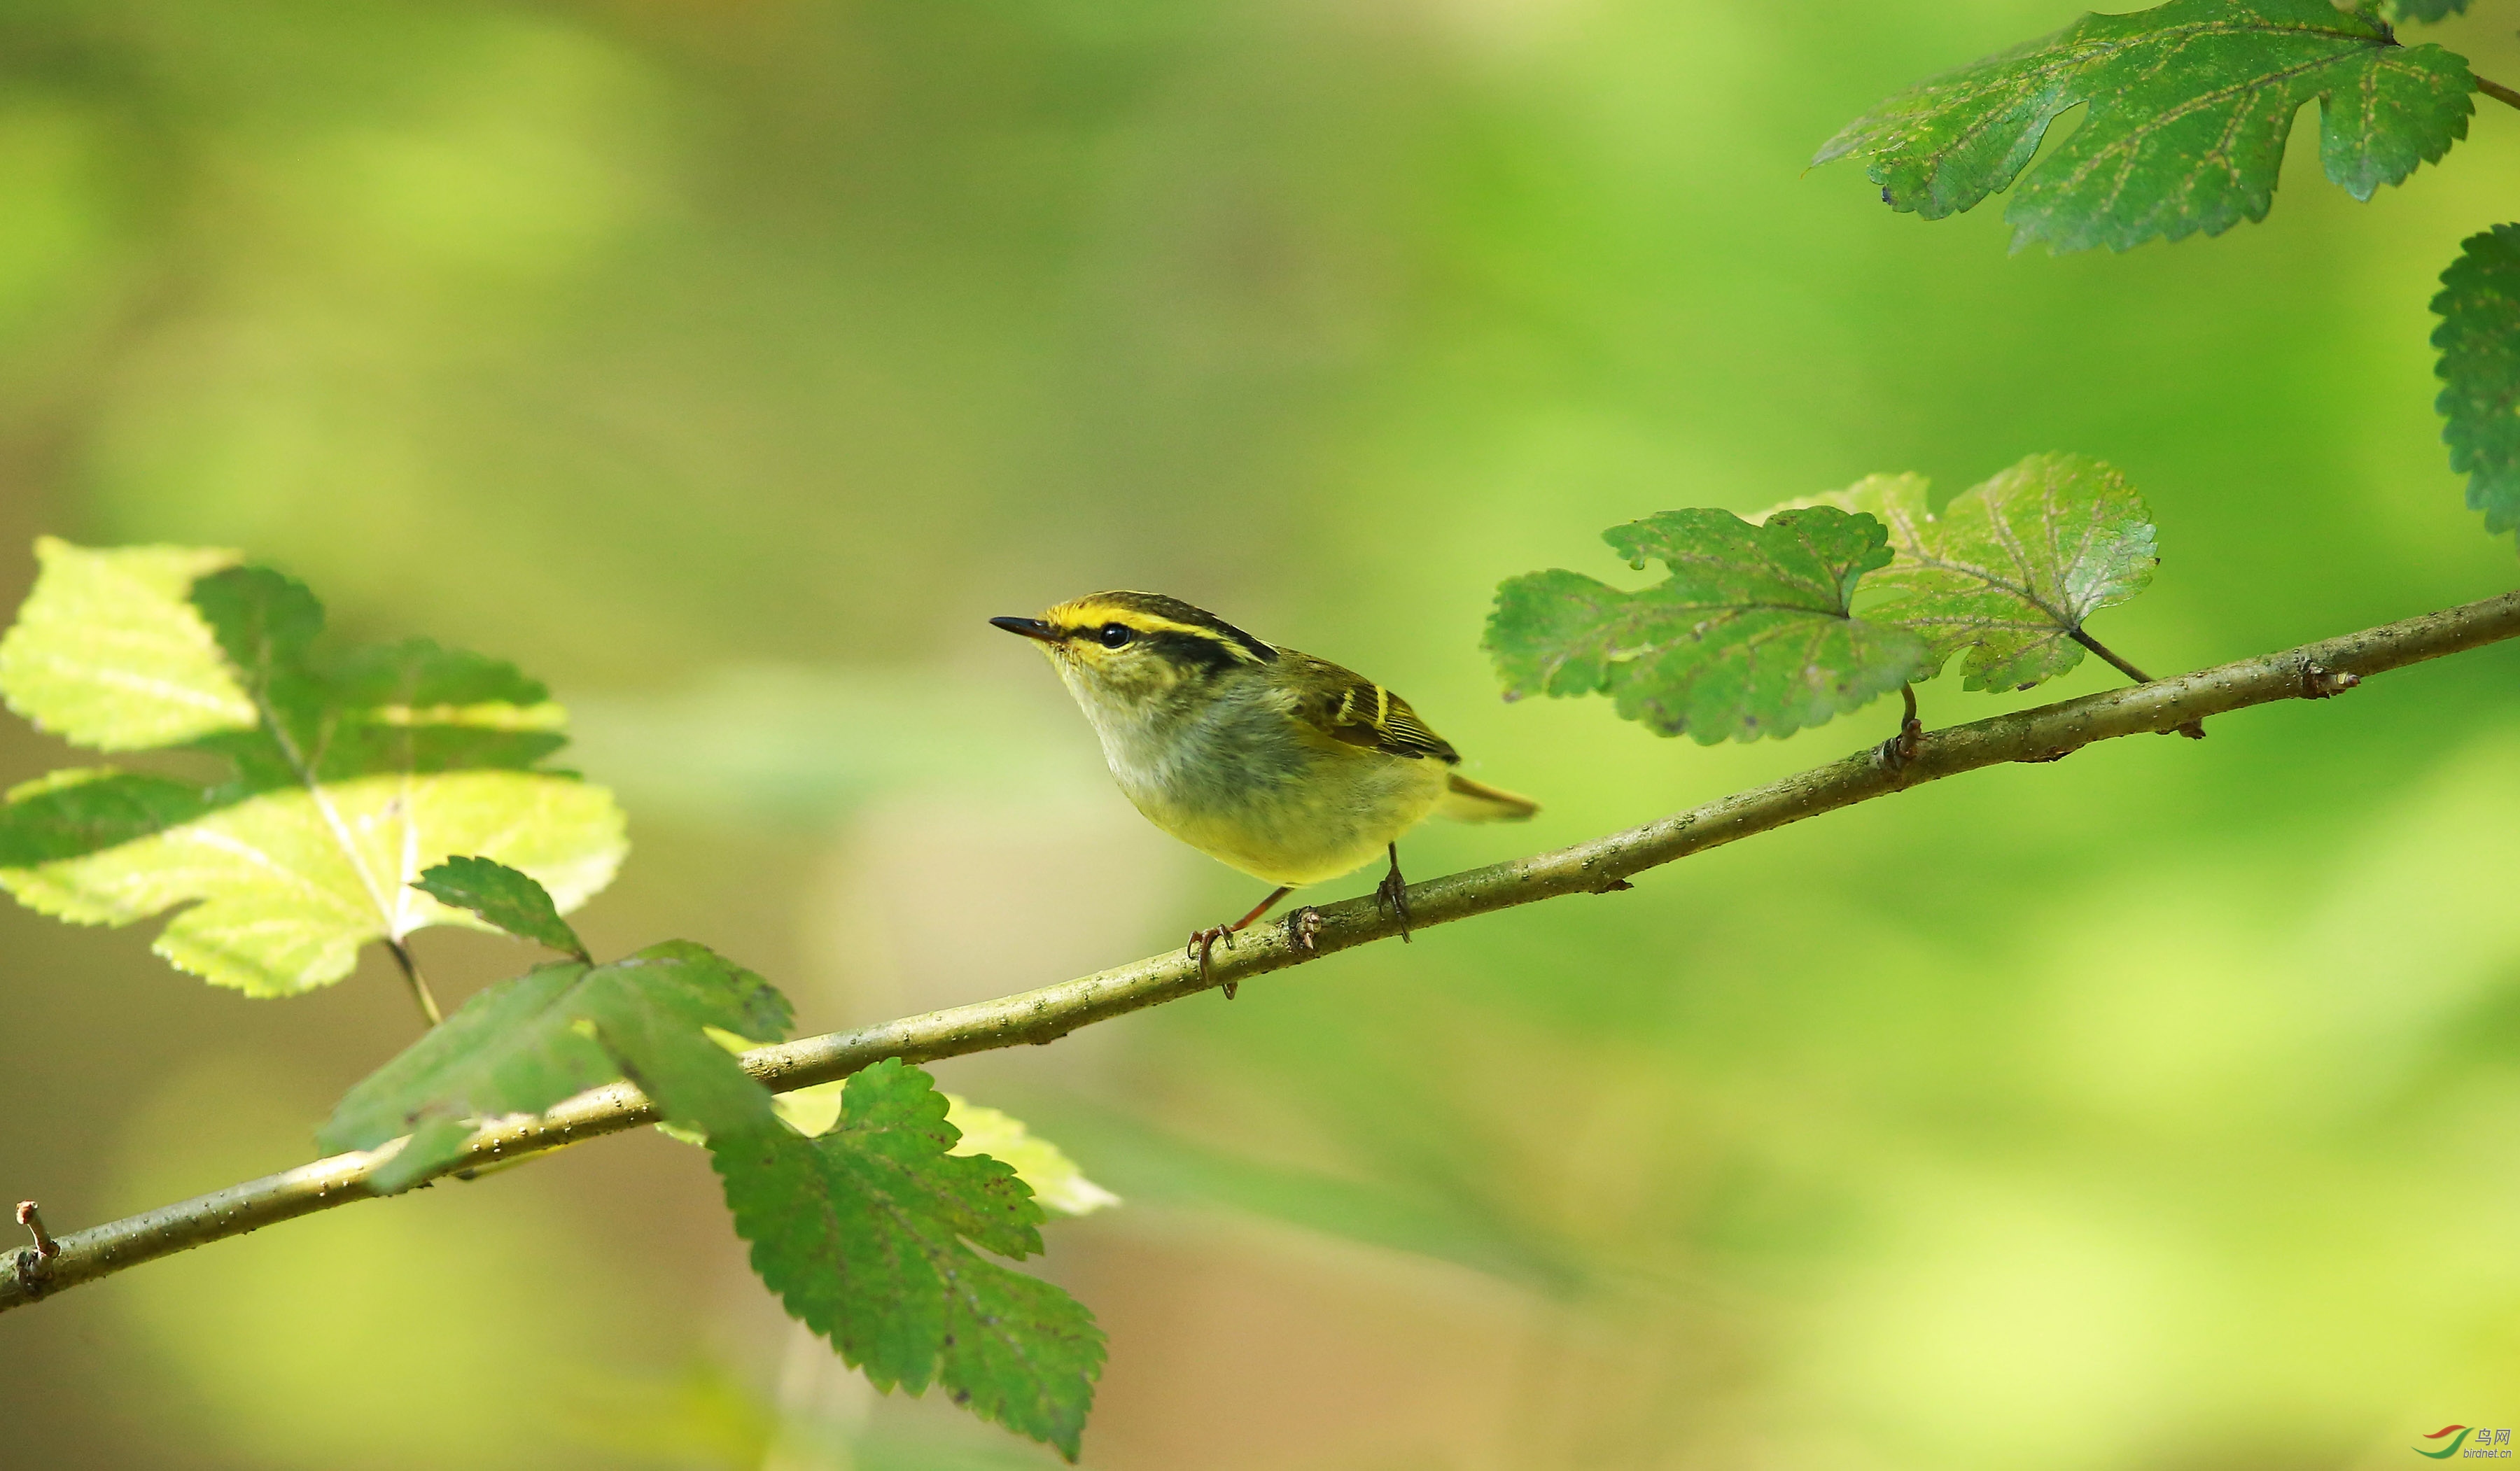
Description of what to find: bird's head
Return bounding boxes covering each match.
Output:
[991,591,1275,710]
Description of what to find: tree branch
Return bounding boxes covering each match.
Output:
[2477,74,2520,115]
[2070,626,2207,738]
[7,589,2518,1313]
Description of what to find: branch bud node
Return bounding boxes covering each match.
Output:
[14,1202,55,1259]
[1285,906,1326,957]
[2299,661,2361,700]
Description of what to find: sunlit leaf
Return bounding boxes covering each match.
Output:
[0,540,253,749]
[774,1082,1121,1218]
[322,957,1104,1453]
[715,1060,1105,1461]
[1486,507,1930,743]
[1,768,622,996]
[2432,223,2520,542]
[320,940,792,1193]
[1765,455,2157,691]
[0,540,625,995]
[1814,0,2474,253]
[412,854,590,962]
[935,1097,1122,1219]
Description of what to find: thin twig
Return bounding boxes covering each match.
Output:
[2071,627,2206,738]
[2477,75,2520,114]
[4,589,2517,1315]
[384,939,443,1027]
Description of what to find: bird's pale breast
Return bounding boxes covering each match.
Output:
[1063,667,1448,886]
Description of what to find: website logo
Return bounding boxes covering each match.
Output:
[2417,1425,2512,1459]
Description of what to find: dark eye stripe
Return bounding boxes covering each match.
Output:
[1057,621,1149,649]
[1055,617,1254,673]
[1144,630,1245,673]
[1072,592,1275,662]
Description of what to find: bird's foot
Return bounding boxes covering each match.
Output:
[1187,924,1238,999]
[1373,865,1413,943]
[1285,906,1326,957]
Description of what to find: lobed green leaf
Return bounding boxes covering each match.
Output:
[2,769,622,995]
[1814,0,2474,253]
[1766,455,2157,691]
[937,1097,1124,1219]
[2432,223,2520,542]
[413,854,590,962]
[715,1060,1105,1461]
[320,959,1102,1452]
[0,540,624,995]
[770,1081,1123,1218]
[319,940,792,1192]
[1486,507,1930,743]
[0,540,254,749]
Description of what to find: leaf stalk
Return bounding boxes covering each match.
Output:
[384,938,444,1027]
[2069,627,2206,738]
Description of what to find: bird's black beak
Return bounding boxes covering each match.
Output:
[990,616,1058,642]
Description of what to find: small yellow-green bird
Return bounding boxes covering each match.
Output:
[992,591,1536,989]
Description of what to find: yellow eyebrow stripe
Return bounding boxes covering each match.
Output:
[1049,603,1268,661]
[1128,614,1242,643]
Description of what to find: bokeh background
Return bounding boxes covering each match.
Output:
[2,1,2518,1467]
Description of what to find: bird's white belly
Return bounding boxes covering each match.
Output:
[1086,689,1449,886]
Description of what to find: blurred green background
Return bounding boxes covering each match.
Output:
[3,1,2518,1467]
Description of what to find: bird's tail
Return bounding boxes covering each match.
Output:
[1441,772,1539,822]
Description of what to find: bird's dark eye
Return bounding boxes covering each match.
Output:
[1098,623,1133,649]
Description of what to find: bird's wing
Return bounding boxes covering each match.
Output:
[1295,656,1461,763]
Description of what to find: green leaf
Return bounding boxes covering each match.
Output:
[323,956,1102,1450]
[0,768,219,868]
[2432,224,2520,542]
[0,540,255,749]
[413,855,590,962]
[1764,455,2158,691]
[0,768,622,994]
[0,540,626,995]
[715,1060,1105,1460]
[186,565,573,784]
[935,1097,1123,1219]
[1813,0,2474,253]
[771,1082,1121,1218]
[320,940,792,1192]
[2384,0,2471,22]
[1485,507,1931,743]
